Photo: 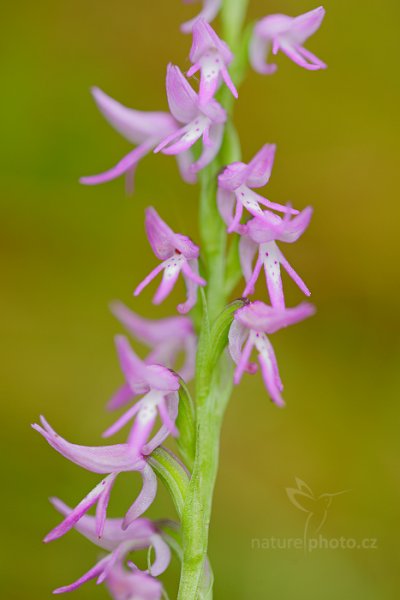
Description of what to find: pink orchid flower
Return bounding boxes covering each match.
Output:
[104,336,180,461]
[50,500,169,597]
[32,417,158,537]
[229,301,315,406]
[218,144,299,233]
[111,301,196,382]
[154,65,226,174]
[188,19,237,104]
[250,6,326,74]
[134,207,206,314]
[181,0,222,34]
[239,207,313,307]
[80,87,196,192]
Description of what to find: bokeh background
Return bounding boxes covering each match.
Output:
[2,1,399,598]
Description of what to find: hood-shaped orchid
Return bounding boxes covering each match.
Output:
[239,206,313,244]
[229,301,315,406]
[134,207,206,314]
[80,87,196,192]
[103,336,180,462]
[111,301,196,382]
[187,19,237,104]
[181,0,221,34]
[50,500,170,597]
[218,144,299,233]
[32,417,158,538]
[250,7,326,74]
[154,65,226,173]
[239,207,312,307]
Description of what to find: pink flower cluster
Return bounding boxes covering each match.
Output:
[34,4,325,598]
[221,143,317,407]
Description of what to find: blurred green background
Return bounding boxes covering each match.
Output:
[1,1,399,598]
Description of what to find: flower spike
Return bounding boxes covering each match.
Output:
[218,145,299,233]
[188,19,237,104]
[250,7,326,74]
[154,64,226,173]
[134,207,206,314]
[181,0,222,34]
[80,87,196,191]
[229,302,316,405]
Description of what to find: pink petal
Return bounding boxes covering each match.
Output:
[181,0,222,34]
[289,6,326,45]
[134,263,167,297]
[152,257,184,305]
[107,383,136,412]
[235,301,316,334]
[218,162,248,191]
[190,19,232,65]
[157,121,206,156]
[279,42,323,70]
[91,87,177,145]
[123,464,158,529]
[239,236,258,287]
[158,395,179,437]
[107,568,163,600]
[220,65,238,98]
[53,555,111,594]
[262,242,285,309]
[95,473,117,538]
[176,149,197,184]
[148,534,172,576]
[144,207,177,260]
[142,393,179,454]
[258,341,285,407]
[249,30,277,75]
[44,474,116,543]
[115,335,149,389]
[246,144,276,188]
[165,64,199,123]
[217,187,236,227]
[191,122,224,172]
[32,416,144,473]
[110,301,192,345]
[80,143,152,186]
[276,245,311,297]
[50,499,155,551]
[127,402,159,458]
[178,259,204,314]
[102,400,143,439]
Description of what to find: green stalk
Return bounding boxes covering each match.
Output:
[177,2,250,598]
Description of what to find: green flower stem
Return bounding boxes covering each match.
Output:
[177,2,249,598]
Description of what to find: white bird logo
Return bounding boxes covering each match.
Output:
[286,478,347,544]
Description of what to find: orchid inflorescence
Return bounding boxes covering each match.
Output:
[34,2,326,598]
